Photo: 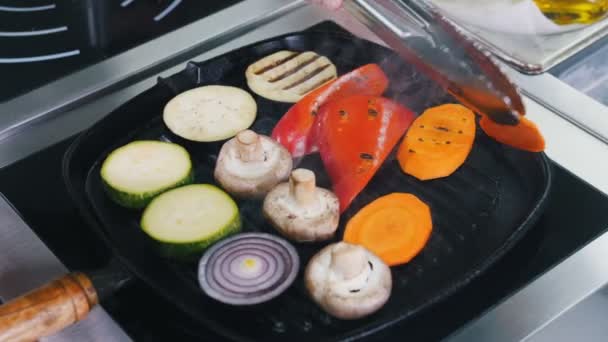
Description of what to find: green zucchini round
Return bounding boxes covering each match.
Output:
[140,184,241,260]
[100,140,193,209]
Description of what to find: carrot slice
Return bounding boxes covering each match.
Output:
[397,104,476,181]
[479,115,545,152]
[344,193,432,266]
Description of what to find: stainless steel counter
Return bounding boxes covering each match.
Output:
[1,0,607,341]
[0,193,132,342]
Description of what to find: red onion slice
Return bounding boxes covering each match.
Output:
[198,232,299,305]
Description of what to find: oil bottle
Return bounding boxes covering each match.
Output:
[533,0,608,25]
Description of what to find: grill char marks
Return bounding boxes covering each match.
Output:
[298,76,335,95]
[246,50,338,103]
[283,64,333,91]
[254,52,301,75]
[269,55,322,82]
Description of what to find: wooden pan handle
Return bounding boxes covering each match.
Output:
[0,272,99,342]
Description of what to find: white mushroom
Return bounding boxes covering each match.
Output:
[305,242,392,320]
[263,169,339,242]
[214,130,292,198]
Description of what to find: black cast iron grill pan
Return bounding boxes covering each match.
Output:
[0,22,551,342]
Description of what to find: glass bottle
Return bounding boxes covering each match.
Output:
[533,0,608,25]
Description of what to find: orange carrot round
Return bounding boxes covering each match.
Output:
[397,104,476,181]
[343,193,432,266]
[479,115,545,152]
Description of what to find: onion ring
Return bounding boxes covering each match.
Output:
[198,232,299,305]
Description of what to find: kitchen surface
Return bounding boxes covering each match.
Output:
[1,0,608,341]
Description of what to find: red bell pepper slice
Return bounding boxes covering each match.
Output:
[317,95,416,213]
[271,63,389,157]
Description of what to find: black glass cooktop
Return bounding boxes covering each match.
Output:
[1,137,608,341]
[0,0,242,102]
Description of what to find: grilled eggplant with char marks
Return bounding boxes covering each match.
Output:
[246,50,337,103]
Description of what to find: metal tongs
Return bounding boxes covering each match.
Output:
[342,0,524,125]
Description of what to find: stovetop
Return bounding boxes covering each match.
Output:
[1,136,607,341]
[2,1,608,340]
[0,0,242,102]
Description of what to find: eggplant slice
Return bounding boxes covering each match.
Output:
[246,50,337,103]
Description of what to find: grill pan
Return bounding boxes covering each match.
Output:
[0,22,551,342]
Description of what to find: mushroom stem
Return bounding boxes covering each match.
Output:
[289,169,316,207]
[330,243,368,280]
[236,130,265,162]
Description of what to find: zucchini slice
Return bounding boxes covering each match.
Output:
[163,85,257,142]
[141,184,241,259]
[101,140,193,209]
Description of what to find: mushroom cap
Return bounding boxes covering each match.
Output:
[305,242,392,320]
[263,182,340,242]
[214,134,292,198]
